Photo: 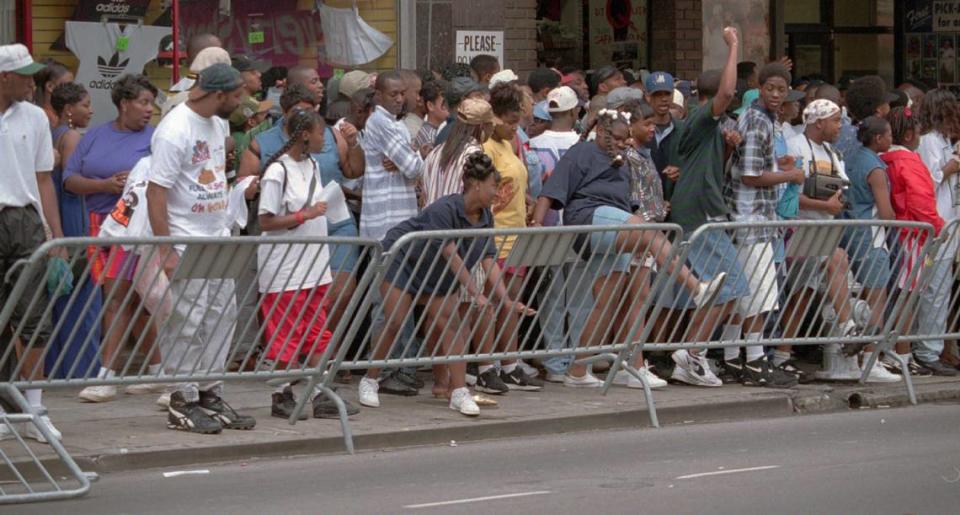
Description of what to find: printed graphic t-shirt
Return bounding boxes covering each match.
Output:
[150,103,231,243]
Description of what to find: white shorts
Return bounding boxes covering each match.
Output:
[735,242,780,318]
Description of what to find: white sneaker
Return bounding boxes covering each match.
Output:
[544,372,567,383]
[612,365,668,389]
[0,421,16,441]
[815,346,861,381]
[863,358,902,383]
[692,272,727,308]
[78,384,117,403]
[156,392,171,410]
[563,371,604,388]
[449,387,479,416]
[517,360,540,378]
[670,349,722,387]
[24,412,61,443]
[358,377,380,408]
[125,383,167,395]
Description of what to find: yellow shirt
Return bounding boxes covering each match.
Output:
[483,138,528,260]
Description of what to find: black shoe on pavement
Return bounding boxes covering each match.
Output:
[312,391,360,419]
[500,368,543,391]
[741,358,799,388]
[394,370,425,390]
[168,392,222,434]
[199,391,257,430]
[716,359,744,385]
[272,386,308,420]
[776,360,812,384]
[379,373,419,396]
[475,368,510,395]
[915,358,959,377]
[882,355,933,377]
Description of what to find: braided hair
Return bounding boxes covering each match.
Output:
[887,107,920,147]
[592,109,631,167]
[462,151,499,189]
[263,108,324,170]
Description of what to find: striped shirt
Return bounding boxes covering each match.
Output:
[359,106,425,239]
[422,140,482,205]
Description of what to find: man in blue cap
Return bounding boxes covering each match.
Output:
[644,71,680,197]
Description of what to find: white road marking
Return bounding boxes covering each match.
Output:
[162,470,210,478]
[676,465,780,480]
[404,490,552,509]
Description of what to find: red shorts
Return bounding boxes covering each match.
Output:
[261,285,333,364]
[496,258,527,277]
[89,212,138,283]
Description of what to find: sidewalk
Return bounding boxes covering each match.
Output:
[7,371,960,475]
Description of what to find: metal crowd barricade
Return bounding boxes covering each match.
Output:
[0,235,381,504]
[612,219,936,419]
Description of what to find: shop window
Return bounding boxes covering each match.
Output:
[1,0,15,45]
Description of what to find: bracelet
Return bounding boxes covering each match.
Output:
[294,210,306,225]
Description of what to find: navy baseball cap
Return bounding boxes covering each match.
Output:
[645,71,675,94]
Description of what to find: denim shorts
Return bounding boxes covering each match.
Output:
[850,247,892,289]
[328,216,359,273]
[653,228,751,309]
[587,206,633,276]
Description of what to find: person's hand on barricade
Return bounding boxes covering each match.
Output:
[244,176,260,200]
[663,166,680,182]
[103,172,129,195]
[825,191,844,216]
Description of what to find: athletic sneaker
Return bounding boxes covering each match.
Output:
[500,368,544,391]
[272,386,308,420]
[517,360,540,378]
[815,351,862,381]
[716,359,744,385]
[563,371,604,388]
[24,409,61,443]
[475,368,510,394]
[669,349,722,387]
[611,365,667,389]
[124,383,167,395]
[692,272,727,308]
[312,391,360,419]
[881,354,933,377]
[776,360,811,384]
[740,358,799,388]
[358,377,380,408]
[156,392,171,410]
[915,358,959,377]
[449,387,480,416]
[465,363,479,386]
[199,391,256,430]
[862,360,902,383]
[167,392,222,434]
[78,385,117,403]
[544,372,567,383]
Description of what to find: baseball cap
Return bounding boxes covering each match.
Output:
[339,70,372,99]
[229,96,274,126]
[0,44,44,75]
[734,89,760,116]
[605,87,644,109]
[189,47,231,74]
[672,89,685,106]
[457,98,496,125]
[593,65,620,90]
[547,86,578,112]
[231,55,267,73]
[190,63,243,100]
[533,101,552,121]
[645,71,675,94]
[489,69,519,88]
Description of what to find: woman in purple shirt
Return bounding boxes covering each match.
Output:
[64,74,161,403]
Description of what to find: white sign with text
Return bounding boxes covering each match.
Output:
[455,30,504,66]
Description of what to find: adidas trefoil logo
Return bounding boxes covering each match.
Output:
[97,52,130,79]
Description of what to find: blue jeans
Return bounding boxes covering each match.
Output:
[915,257,953,362]
[540,263,595,375]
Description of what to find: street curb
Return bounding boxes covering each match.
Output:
[14,381,960,478]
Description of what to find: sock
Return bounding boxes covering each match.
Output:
[147,364,162,376]
[274,382,291,394]
[25,389,42,408]
[502,363,518,374]
[773,350,791,367]
[478,364,495,375]
[722,325,741,362]
[895,352,912,364]
[744,333,764,362]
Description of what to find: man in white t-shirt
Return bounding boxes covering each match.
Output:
[785,99,864,380]
[0,44,65,443]
[147,63,257,435]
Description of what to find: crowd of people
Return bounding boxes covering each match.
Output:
[1,24,959,439]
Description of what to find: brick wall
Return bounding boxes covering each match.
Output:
[649,0,702,79]
[503,0,538,78]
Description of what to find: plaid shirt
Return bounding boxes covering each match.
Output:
[360,106,425,240]
[626,146,667,222]
[728,102,780,243]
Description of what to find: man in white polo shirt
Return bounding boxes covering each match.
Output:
[0,44,65,443]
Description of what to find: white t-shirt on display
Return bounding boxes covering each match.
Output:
[0,101,54,217]
[257,154,333,294]
[787,133,848,221]
[149,103,231,244]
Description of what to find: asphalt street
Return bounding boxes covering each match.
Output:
[8,403,960,514]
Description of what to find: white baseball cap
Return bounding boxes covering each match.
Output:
[546,86,578,112]
[489,69,519,87]
[189,47,231,74]
[0,44,44,75]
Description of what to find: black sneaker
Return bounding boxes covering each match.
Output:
[379,373,419,396]
[168,392,222,434]
[500,368,543,391]
[312,391,360,419]
[915,358,959,377]
[776,360,812,384]
[742,358,799,388]
[271,386,308,420]
[717,359,744,385]
[394,370,425,389]
[475,368,510,395]
[199,391,257,430]
[882,355,933,377]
